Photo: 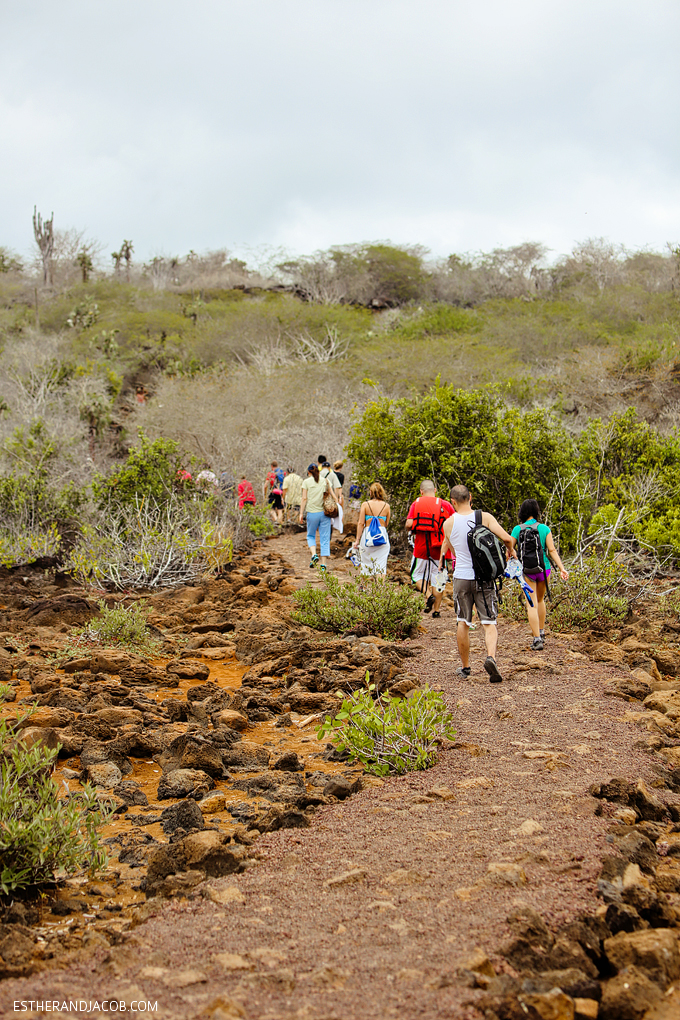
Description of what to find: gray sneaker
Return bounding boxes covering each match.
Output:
[456,666,471,680]
[484,656,503,683]
[531,636,545,651]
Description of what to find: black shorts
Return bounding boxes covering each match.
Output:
[268,492,283,510]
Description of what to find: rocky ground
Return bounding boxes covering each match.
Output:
[0,526,679,1019]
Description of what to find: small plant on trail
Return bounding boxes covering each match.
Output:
[71,599,157,653]
[317,682,456,776]
[545,558,628,631]
[0,714,111,893]
[239,503,276,538]
[292,571,424,640]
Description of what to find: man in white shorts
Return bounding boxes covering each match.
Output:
[405,480,453,617]
[439,484,516,682]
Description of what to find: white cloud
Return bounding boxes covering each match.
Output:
[1,0,679,263]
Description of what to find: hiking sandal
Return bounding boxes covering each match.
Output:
[484,656,503,683]
[432,610,441,618]
[309,554,319,568]
[424,594,435,614]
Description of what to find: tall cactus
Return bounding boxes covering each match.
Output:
[33,206,54,286]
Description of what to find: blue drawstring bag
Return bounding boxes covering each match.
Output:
[365,515,386,547]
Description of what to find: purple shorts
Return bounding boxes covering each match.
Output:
[525,568,550,582]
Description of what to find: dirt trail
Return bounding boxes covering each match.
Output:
[0,531,673,1019]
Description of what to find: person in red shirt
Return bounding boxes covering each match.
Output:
[238,476,256,509]
[405,479,454,617]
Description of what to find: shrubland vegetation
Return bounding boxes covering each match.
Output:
[317,682,456,776]
[1,218,680,596]
[0,711,110,894]
[292,572,425,640]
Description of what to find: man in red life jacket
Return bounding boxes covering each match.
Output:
[405,480,454,617]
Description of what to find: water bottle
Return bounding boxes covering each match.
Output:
[433,567,448,593]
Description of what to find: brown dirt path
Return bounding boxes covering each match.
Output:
[0,532,668,1020]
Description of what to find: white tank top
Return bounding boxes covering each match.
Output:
[448,511,477,579]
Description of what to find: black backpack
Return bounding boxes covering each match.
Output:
[467,510,507,610]
[517,521,551,599]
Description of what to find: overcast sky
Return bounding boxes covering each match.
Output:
[2,0,679,266]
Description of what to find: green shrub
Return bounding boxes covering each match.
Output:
[317,683,456,776]
[501,557,631,631]
[394,304,480,341]
[292,572,424,640]
[93,432,186,510]
[0,715,111,893]
[72,599,157,653]
[546,558,628,631]
[240,503,276,538]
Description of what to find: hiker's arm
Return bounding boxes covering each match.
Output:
[405,516,413,531]
[354,504,367,547]
[299,490,307,521]
[482,512,517,558]
[438,533,452,569]
[546,533,569,580]
[385,505,391,526]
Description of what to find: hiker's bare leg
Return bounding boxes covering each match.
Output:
[433,586,445,612]
[483,622,498,659]
[524,576,541,637]
[457,622,471,668]
[535,580,548,630]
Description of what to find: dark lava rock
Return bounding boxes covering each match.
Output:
[180,739,224,778]
[605,902,647,935]
[270,750,303,771]
[160,798,205,836]
[221,740,270,770]
[609,831,659,872]
[181,830,248,877]
[599,965,662,1019]
[157,768,215,800]
[232,771,306,804]
[523,968,601,1000]
[166,660,210,681]
[323,776,354,800]
[256,804,311,833]
[186,681,221,702]
[113,780,148,806]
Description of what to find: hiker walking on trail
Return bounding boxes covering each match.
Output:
[264,461,285,524]
[319,458,344,534]
[282,467,303,523]
[300,464,334,570]
[238,476,256,509]
[439,484,516,683]
[511,499,569,651]
[353,483,391,575]
[318,457,343,504]
[406,480,454,618]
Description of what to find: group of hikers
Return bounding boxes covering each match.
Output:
[350,478,569,684]
[189,455,568,684]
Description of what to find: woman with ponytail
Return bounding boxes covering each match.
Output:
[299,463,333,570]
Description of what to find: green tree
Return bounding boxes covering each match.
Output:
[361,243,427,306]
[347,382,582,544]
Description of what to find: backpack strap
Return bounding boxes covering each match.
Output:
[475,509,482,526]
